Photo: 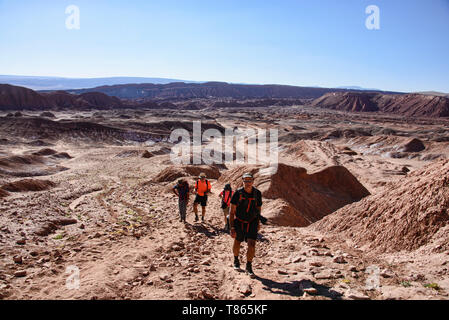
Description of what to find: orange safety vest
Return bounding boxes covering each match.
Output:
[195,179,211,196]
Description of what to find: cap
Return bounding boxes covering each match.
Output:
[199,172,206,178]
[242,172,253,179]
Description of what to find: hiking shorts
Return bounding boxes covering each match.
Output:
[234,218,258,242]
[222,206,230,217]
[194,194,208,207]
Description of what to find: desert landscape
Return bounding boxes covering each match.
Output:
[0,82,448,300]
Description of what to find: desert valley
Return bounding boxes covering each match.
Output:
[0,82,448,300]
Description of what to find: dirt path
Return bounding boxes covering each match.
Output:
[1,148,448,300]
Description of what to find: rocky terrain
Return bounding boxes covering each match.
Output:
[0,104,448,300]
[312,92,449,118]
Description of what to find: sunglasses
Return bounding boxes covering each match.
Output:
[243,180,253,183]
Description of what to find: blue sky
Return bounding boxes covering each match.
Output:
[0,0,448,92]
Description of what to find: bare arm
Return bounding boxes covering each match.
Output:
[256,206,261,231]
[229,204,237,237]
[230,204,236,228]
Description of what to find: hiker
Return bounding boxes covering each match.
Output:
[193,172,211,222]
[219,184,234,232]
[173,179,190,222]
[229,172,262,277]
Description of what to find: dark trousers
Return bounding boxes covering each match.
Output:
[179,200,187,221]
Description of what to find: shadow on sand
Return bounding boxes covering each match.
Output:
[253,276,343,300]
[184,221,221,239]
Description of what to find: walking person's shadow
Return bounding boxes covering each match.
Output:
[253,276,343,300]
[185,222,220,239]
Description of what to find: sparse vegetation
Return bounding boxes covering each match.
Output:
[424,283,440,291]
[54,234,64,240]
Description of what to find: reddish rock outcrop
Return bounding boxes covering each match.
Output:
[153,165,221,183]
[312,160,449,253]
[312,92,379,112]
[312,92,449,118]
[1,179,56,192]
[0,84,51,110]
[218,163,370,227]
[400,138,426,152]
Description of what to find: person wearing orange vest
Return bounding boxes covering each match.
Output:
[219,184,234,232]
[193,172,211,222]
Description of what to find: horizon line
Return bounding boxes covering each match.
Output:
[2,73,446,95]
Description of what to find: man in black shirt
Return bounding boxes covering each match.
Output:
[229,172,262,277]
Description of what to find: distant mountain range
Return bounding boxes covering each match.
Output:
[336,86,382,91]
[1,80,448,118]
[64,82,366,100]
[0,75,200,91]
[417,91,449,97]
[1,75,399,94]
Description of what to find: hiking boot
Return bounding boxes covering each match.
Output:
[201,216,204,222]
[246,262,255,277]
[233,257,240,270]
[195,214,198,222]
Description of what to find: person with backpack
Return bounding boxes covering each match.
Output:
[219,184,234,232]
[173,179,190,223]
[193,172,211,222]
[229,172,262,277]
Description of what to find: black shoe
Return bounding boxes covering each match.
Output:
[246,262,255,277]
[233,257,240,270]
[201,216,204,222]
[195,214,198,222]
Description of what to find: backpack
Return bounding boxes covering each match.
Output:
[235,187,260,222]
[221,190,233,209]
